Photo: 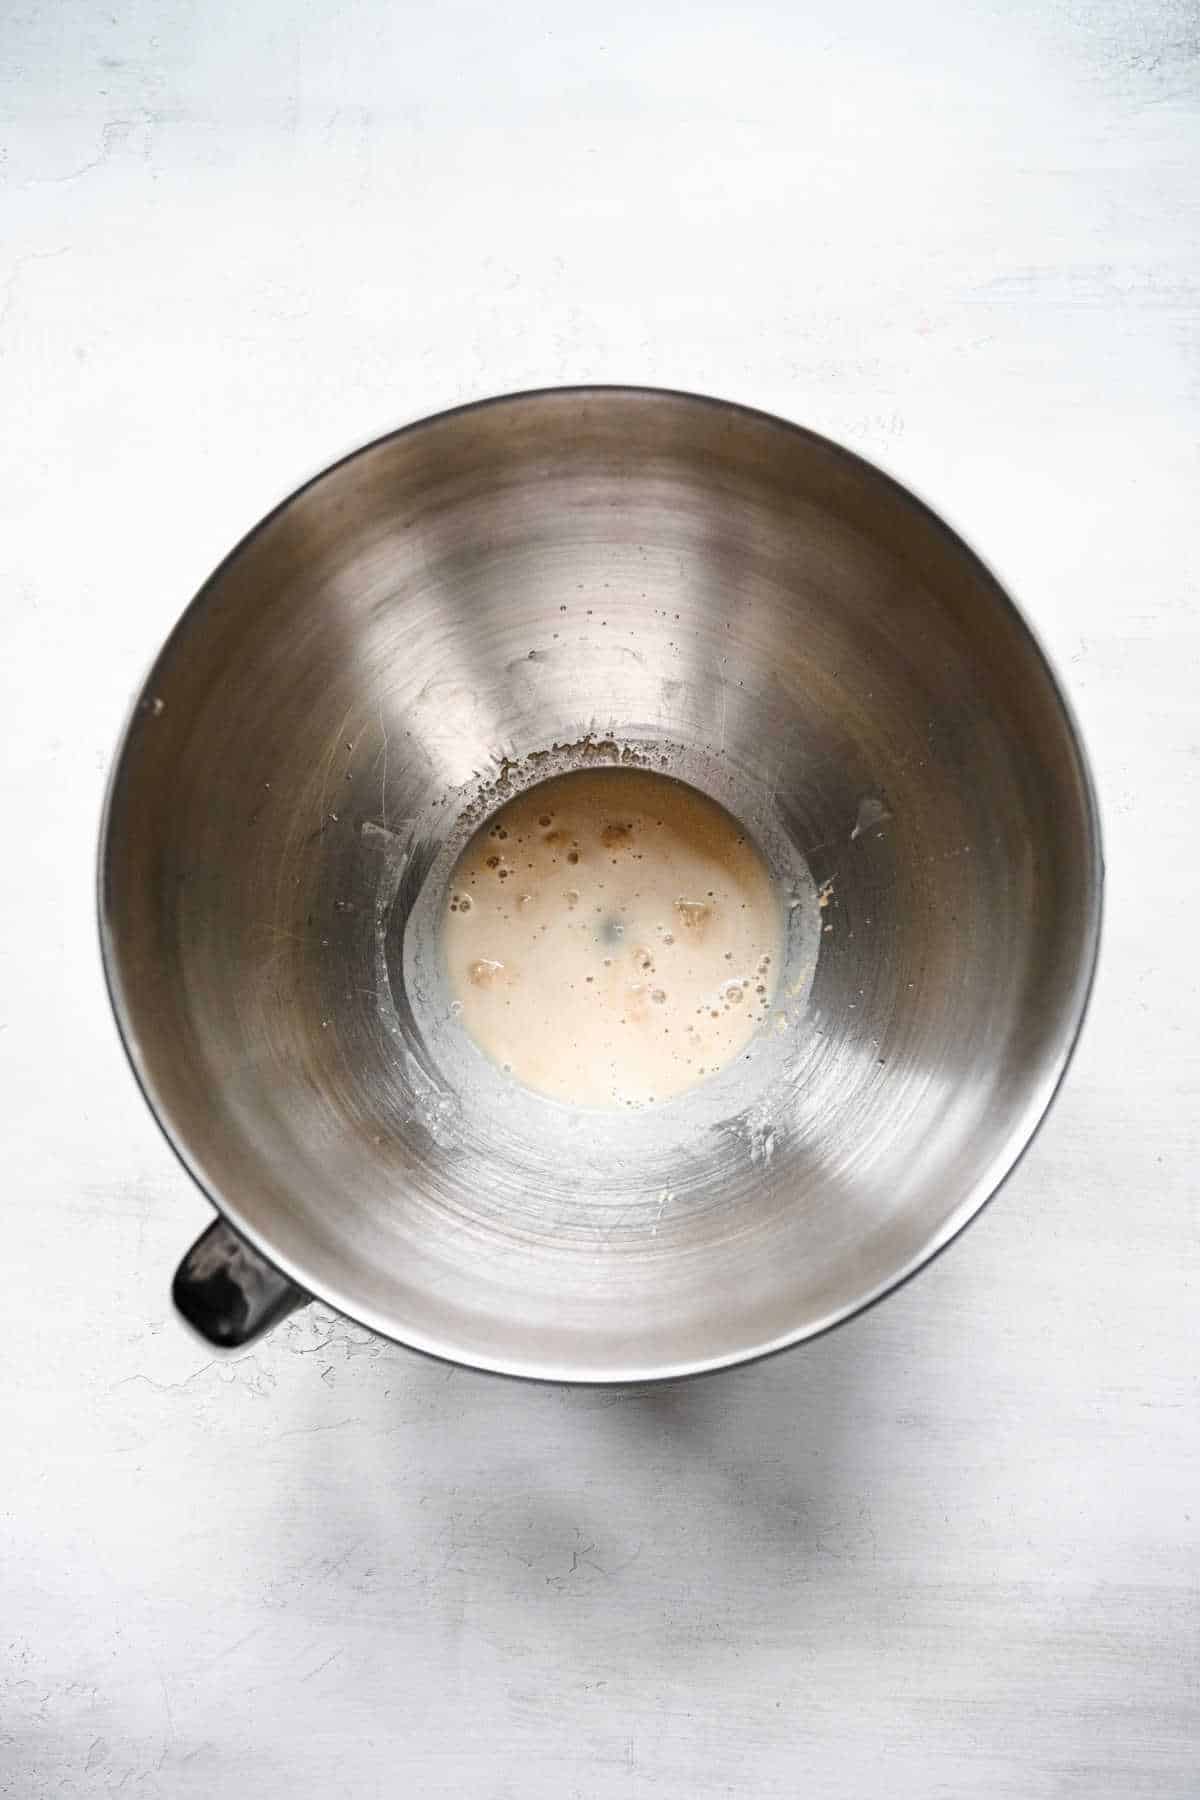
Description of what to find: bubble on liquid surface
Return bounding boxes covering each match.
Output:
[468,958,505,987]
[675,898,712,932]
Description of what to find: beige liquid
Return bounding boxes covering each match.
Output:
[443,768,782,1107]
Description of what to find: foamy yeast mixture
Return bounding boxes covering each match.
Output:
[442,768,782,1107]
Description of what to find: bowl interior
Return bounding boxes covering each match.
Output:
[101,389,1100,1380]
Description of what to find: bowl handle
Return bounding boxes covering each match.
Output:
[173,1217,307,1347]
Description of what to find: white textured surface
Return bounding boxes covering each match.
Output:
[2,2,1197,1794]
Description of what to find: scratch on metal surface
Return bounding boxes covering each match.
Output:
[378,698,390,831]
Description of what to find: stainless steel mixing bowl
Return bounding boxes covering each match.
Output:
[99,387,1101,1381]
